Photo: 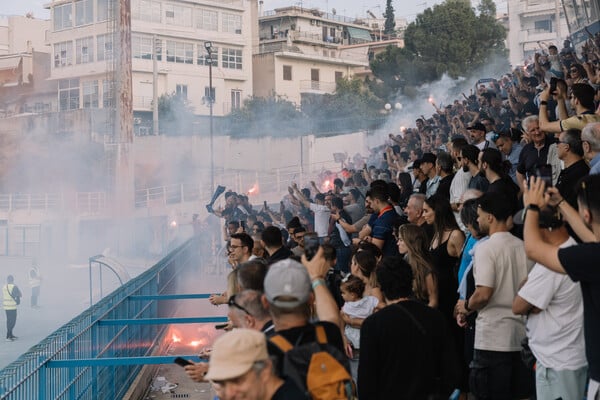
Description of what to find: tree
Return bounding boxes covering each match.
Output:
[225,95,306,137]
[371,0,508,89]
[383,0,396,35]
[157,92,195,135]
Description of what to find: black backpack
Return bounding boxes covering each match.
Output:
[269,324,356,400]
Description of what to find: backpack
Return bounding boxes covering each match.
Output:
[269,324,356,400]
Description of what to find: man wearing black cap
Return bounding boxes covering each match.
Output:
[418,152,439,197]
[467,122,496,151]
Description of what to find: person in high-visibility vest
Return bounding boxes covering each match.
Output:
[2,275,21,341]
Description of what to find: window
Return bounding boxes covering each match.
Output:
[11,225,40,257]
[311,68,319,90]
[97,34,114,61]
[132,0,161,23]
[54,41,73,67]
[54,3,72,31]
[231,90,241,110]
[103,80,115,108]
[222,13,242,34]
[176,84,188,100]
[97,0,114,21]
[196,9,218,31]
[197,44,218,66]
[166,41,194,64]
[534,19,552,32]
[59,79,80,110]
[132,35,157,60]
[75,0,93,26]
[283,65,292,81]
[76,37,94,64]
[222,48,242,69]
[335,71,343,82]
[204,86,215,103]
[164,4,192,27]
[82,80,99,108]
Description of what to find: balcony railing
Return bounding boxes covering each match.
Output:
[299,80,337,93]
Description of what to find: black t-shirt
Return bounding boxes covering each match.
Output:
[488,176,520,214]
[516,136,553,178]
[558,243,600,381]
[468,174,489,192]
[267,321,345,378]
[272,379,309,400]
[435,174,454,201]
[556,159,590,209]
[358,301,460,399]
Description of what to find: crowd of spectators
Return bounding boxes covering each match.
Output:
[185,39,600,400]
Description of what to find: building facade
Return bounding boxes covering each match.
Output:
[45,0,257,135]
[253,6,374,107]
[507,0,569,66]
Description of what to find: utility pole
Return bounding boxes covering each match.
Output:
[153,35,159,136]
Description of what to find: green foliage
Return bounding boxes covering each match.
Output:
[225,95,306,136]
[302,77,384,120]
[384,0,396,35]
[157,92,195,135]
[370,0,507,91]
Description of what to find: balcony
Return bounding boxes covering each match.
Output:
[133,95,153,110]
[299,80,336,94]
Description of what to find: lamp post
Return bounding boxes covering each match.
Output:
[205,41,214,194]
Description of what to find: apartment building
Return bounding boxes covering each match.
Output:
[253,6,375,107]
[46,0,257,134]
[506,0,569,66]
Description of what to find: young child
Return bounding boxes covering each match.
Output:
[340,275,379,383]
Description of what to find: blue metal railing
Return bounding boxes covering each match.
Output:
[0,237,217,400]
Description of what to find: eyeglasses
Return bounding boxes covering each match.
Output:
[227,295,252,316]
[229,244,245,250]
[570,69,578,73]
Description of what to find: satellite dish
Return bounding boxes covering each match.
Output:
[332,8,336,15]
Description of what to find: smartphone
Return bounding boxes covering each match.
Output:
[304,232,319,261]
[535,164,553,187]
[174,357,193,367]
[549,77,557,94]
[215,323,229,330]
[240,220,246,231]
[263,201,268,208]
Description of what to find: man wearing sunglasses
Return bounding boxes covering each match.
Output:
[227,290,274,336]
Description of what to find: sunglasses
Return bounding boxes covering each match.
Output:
[227,295,252,316]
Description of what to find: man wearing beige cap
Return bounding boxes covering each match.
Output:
[204,329,306,400]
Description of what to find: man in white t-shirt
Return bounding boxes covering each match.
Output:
[513,207,587,400]
[290,183,331,242]
[456,192,534,399]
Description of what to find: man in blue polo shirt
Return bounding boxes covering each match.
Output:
[364,185,400,257]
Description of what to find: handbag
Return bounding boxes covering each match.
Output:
[520,336,536,370]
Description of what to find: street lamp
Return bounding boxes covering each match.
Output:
[205,41,214,194]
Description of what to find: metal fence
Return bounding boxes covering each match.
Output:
[0,238,208,400]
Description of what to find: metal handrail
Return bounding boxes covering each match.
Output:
[0,238,204,400]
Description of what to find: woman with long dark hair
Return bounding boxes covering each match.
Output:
[422,194,465,321]
[480,148,520,214]
[397,172,413,209]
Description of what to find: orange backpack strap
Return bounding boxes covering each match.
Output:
[315,324,328,345]
[270,334,294,353]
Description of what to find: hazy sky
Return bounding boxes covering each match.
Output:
[0,0,501,21]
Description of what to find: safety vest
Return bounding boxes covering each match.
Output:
[2,284,18,310]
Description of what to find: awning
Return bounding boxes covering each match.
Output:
[347,27,372,42]
[0,56,22,71]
